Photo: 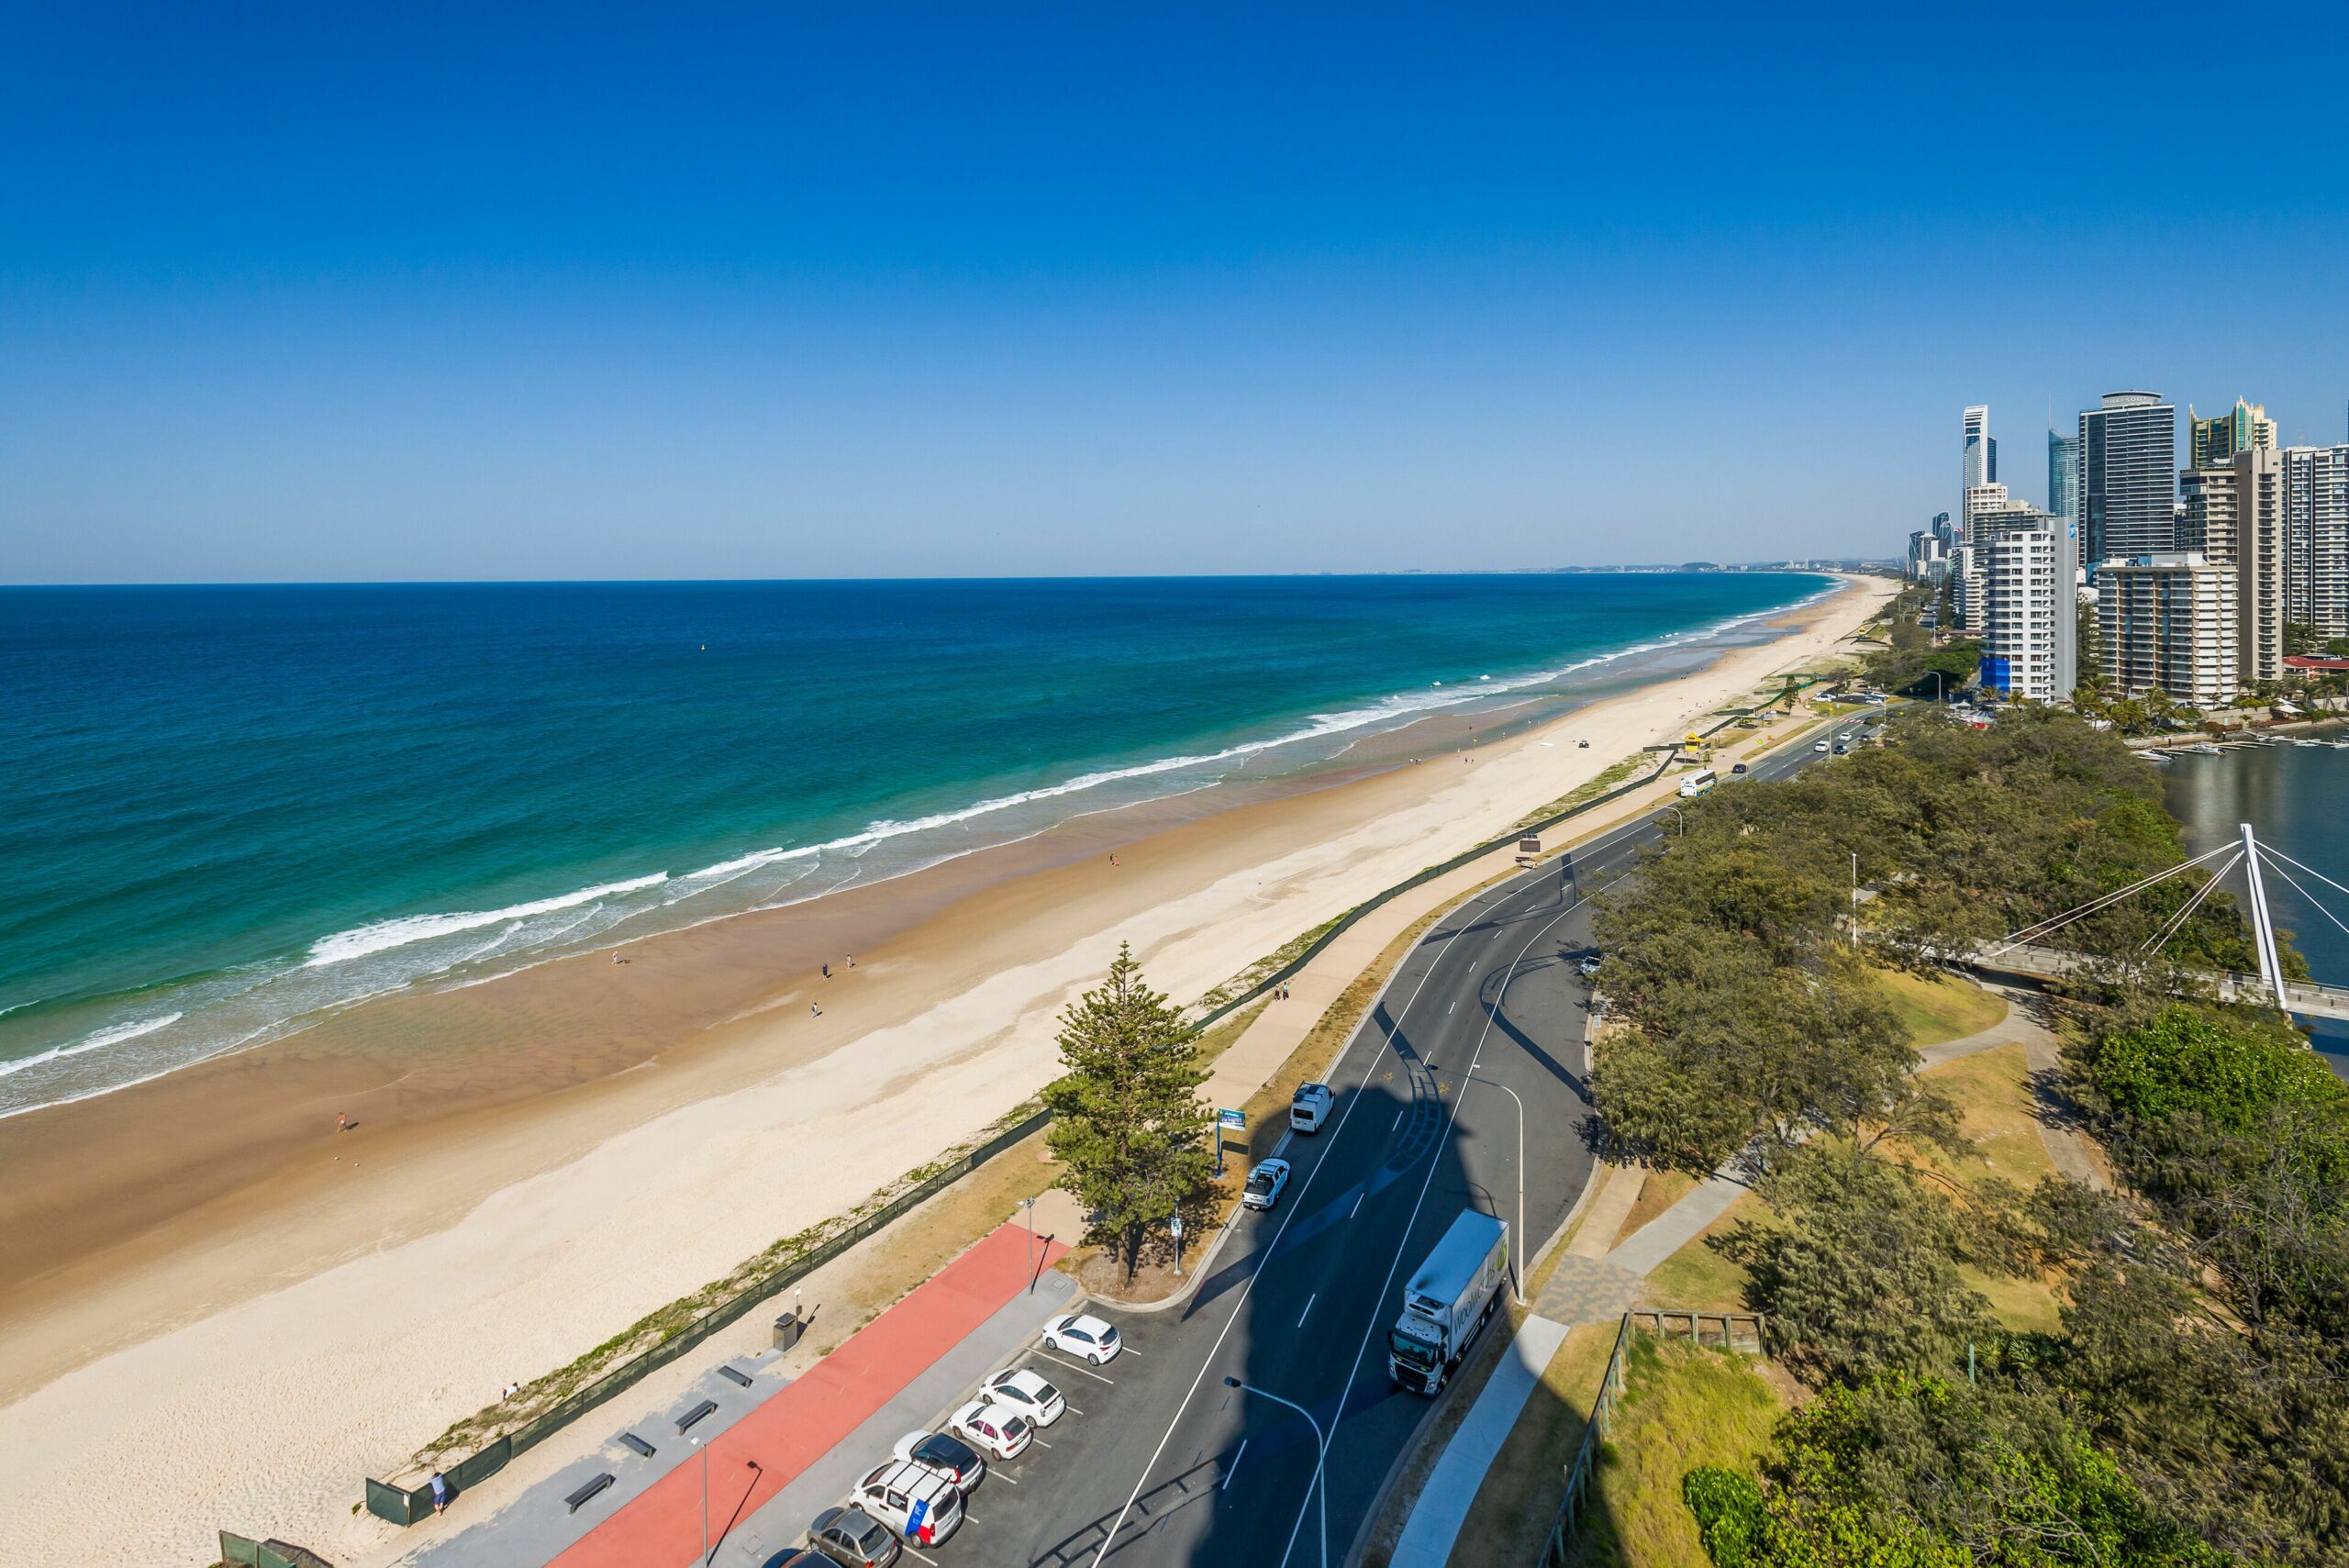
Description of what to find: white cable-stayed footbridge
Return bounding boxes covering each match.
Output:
[1970,823,2349,1022]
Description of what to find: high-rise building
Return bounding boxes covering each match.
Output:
[2099,554,2239,708]
[2188,397,2277,470]
[2284,445,2349,638]
[2178,465,2237,561]
[1963,406,1991,499]
[2235,446,2288,684]
[2047,430,2079,525]
[1978,521,2070,701]
[2080,392,2176,569]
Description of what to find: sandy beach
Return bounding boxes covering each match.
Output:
[0,574,1891,1567]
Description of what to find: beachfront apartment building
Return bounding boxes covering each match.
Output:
[2099,552,2239,709]
[2081,392,2176,572]
[2285,445,2349,639]
[1978,521,2071,701]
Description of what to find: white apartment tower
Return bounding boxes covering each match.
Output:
[2285,445,2349,638]
[1979,523,2067,701]
[2098,554,2239,709]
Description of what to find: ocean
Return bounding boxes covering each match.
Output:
[0,573,1829,1117]
[2162,736,2349,1076]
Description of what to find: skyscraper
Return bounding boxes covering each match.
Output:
[2284,445,2349,638]
[2188,397,2277,469]
[1979,522,2068,701]
[2080,392,2176,569]
[2178,465,2236,562]
[1963,406,1991,498]
[2235,446,2288,685]
[2047,430,2079,526]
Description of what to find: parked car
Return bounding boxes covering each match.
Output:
[1578,952,1603,977]
[947,1398,1033,1460]
[981,1365,1066,1426]
[807,1506,902,1568]
[852,1460,964,1547]
[1242,1157,1292,1212]
[892,1428,987,1489]
[761,1551,835,1568]
[1290,1081,1335,1132]
[1041,1311,1123,1364]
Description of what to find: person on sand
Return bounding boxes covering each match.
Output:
[821,962,830,979]
[336,1112,351,1133]
[810,1002,822,1018]
[429,1471,451,1515]
[845,954,855,968]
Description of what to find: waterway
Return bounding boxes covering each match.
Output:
[2161,733,2349,1076]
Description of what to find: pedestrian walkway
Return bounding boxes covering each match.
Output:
[405,1221,1067,1568]
[1387,1315,1572,1568]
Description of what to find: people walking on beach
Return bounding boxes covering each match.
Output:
[429,1471,451,1515]
[845,954,855,968]
[821,962,830,979]
[336,1112,351,1133]
[810,1002,822,1018]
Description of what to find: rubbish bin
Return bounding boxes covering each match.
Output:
[773,1310,805,1352]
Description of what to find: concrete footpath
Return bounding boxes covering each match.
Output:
[1386,1315,1573,1568]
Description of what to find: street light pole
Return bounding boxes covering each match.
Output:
[1463,1073,1527,1304]
[1225,1376,1327,1568]
[1664,805,1686,839]
[1023,1195,1037,1294]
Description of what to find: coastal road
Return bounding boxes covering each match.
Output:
[926,728,1848,1567]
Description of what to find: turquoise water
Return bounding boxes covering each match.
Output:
[0,573,1827,1114]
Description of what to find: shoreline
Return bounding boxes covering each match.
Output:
[0,574,1892,1566]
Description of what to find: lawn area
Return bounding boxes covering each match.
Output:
[1636,1194,1761,1313]
[1564,1332,1787,1568]
[1873,966,2008,1047]
[1439,1320,1620,1568]
[1612,1170,1697,1251]
[1915,1041,2065,1333]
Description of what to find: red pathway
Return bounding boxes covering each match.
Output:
[551,1221,1068,1568]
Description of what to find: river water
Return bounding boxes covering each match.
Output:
[2162,734,2349,1076]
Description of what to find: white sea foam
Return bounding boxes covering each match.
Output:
[0,1012,184,1078]
[302,874,672,968]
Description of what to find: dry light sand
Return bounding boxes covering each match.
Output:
[0,575,1891,1567]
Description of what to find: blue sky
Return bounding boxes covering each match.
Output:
[5,3,2347,582]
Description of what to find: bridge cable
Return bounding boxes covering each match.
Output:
[1987,840,2239,956]
[2141,849,2241,957]
[2250,851,2349,944]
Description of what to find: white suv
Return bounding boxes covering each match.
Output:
[852,1460,964,1548]
[1041,1312,1122,1364]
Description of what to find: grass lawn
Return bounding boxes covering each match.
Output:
[1915,1041,2065,1333]
[1637,1194,1761,1313]
[1439,1320,1620,1568]
[1565,1332,1787,1568]
[1873,966,2009,1047]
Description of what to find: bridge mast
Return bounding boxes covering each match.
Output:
[2241,822,2288,1010]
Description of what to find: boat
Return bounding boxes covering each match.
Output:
[2296,738,2324,748]
[2193,743,2222,755]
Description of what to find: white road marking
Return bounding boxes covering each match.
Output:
[1222,1439,1248,1490]
[1030,1350,1115,1384]
[994,1471,1019,1484]
[1082,822,1653,1568]
[1350,1192,1364,1218]
[1298,1293,1317,1326]
[901,1545,939,1565]
[1391,1108,1405,1132]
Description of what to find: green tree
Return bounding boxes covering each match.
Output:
[1041,943,1216,1281]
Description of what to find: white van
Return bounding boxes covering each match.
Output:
[1676,770,1717,798]
[852,1460,964,1548]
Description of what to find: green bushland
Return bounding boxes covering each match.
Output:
[1571,1334,1784,1568]
[1579,706,2347,1565]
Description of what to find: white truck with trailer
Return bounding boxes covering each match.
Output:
[1386,1210,1509,1394]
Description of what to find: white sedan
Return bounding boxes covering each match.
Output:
[1041,1311,1123,1364]
[980,1366,1067,1427]
[948,1398,1033,1460]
